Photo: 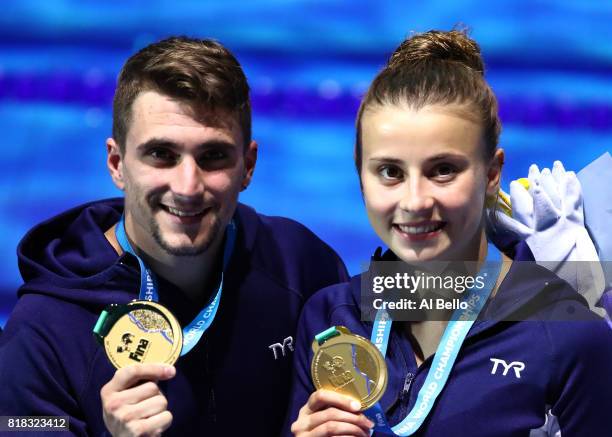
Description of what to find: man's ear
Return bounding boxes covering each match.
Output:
[241,140,258,191]
[486,148,505,198]
[107,138,125,191]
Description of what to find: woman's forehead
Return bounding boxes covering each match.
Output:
[361,104,485,160]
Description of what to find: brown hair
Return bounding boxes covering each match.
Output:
[112,36,251,152]
[355,29,501,172]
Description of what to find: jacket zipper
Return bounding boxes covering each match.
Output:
[399,372,415,416]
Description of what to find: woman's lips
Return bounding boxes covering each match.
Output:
[393,221,446,241]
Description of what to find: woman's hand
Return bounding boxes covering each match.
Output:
[291,390,374,437]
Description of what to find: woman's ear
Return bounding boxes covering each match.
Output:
[486,148,505,199]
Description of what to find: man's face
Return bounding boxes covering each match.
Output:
[107,90,256,258]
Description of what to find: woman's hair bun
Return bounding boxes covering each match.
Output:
[387,29,484,76]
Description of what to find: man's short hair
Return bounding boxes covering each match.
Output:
[112,36,251,152]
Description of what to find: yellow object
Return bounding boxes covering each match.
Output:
[311,326,387,411]
[517,178,530,191]
[102,301,182,369]
[489,178,530,217]
[489,189,512,217]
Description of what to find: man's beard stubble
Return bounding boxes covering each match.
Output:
[128,185,222,258]
[150,212,221,257]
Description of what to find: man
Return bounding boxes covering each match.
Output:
[0,36,348,436]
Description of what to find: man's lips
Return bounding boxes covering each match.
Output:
[160,204,209,218]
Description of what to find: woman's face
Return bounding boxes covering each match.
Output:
[360,104,502,262]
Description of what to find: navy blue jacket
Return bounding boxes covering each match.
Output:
[285,244,612,436]
[0,198,348,436]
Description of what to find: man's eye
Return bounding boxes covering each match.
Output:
[149,149,176,162]
[200,150,226,161]
[196,149,232,170]
[379,165,403,181]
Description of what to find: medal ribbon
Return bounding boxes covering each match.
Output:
[115,214,236,355]
[365,243,502,435]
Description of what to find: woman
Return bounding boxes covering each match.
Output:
[285,30,612,436]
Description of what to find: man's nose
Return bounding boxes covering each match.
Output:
[170,157,204,197]
[398,177,434,213]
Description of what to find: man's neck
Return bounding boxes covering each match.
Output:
[104,223,225,304]
[147,246,223,304]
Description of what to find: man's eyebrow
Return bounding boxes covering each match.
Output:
[196,140,239,149]
[136,138,180,152]
[135,138,238,152]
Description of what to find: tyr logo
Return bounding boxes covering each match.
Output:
[269,336,294,360]
[490,358,525,378]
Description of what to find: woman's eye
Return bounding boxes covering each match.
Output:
[379,165,403,181]
[432,163,458,179]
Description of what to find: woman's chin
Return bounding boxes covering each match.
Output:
[392,245,448,263]
[390,229,451,262]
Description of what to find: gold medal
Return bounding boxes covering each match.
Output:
[93,301,182,369]
[311,326,387,411]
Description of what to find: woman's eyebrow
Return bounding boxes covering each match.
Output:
[368,153,468,164]
[427,153,468,162]
[368,157,404,164]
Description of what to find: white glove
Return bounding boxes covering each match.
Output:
[492,161,605,312]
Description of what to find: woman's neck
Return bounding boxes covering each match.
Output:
[404,229,512,366]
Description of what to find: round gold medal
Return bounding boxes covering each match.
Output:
[311,326,387,411]
[95,301,182,369]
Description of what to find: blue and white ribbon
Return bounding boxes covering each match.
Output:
[366,243,502,435]
[115,214,236,355]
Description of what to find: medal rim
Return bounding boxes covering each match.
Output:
[311,326,388,411]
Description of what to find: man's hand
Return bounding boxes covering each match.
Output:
[101,364,176,437]
[291,390,374,437]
